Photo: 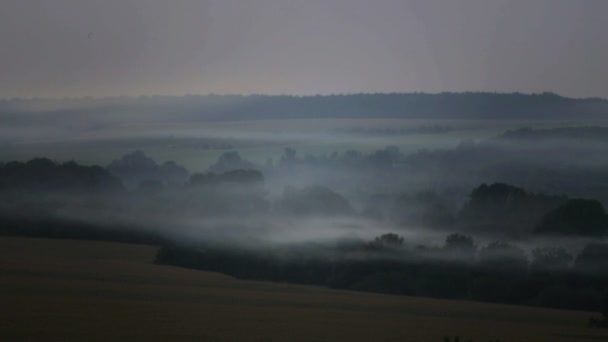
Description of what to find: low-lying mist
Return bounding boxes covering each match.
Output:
[4,123,608,312]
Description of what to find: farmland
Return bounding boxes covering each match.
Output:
[2,236,608,341]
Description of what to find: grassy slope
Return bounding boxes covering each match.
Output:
[1,237,608,341]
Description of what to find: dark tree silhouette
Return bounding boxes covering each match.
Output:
[575,243,608,273]
[0,158,123,193]
[459,183,565,234]
[108,150,189,187]
[444,233,476,261]
[208,151,258,174]
[530,247,573,272]
[390,192,455,228]
[478,241,528,273]
[190,169,264,187]
[371,233,404,249]
[277,185,352,216]
[536,199,608,237]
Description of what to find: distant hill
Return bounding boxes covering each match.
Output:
[1,92,607,124]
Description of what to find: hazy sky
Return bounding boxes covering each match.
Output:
[1,0,607,98]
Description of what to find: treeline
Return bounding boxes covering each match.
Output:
[0,156,356,242]
[458,183,608,236]
[368,182,608,237]
[104,133,608,227]
[0,158,168,244]
[3,92,607,123]
[156,233,608,312]
[0,214,167,245]
[3,156,608,239]
[0,158,122,193]
[402,128,608,204]
[3,155,608,312]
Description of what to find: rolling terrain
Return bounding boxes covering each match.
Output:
[2,237,608,341]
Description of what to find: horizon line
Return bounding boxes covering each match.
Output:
[1,91,606,102]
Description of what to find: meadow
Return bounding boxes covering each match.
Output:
[2,236,608,341]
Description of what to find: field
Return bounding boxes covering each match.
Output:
[2,237,608,341]
[3,118,601,171]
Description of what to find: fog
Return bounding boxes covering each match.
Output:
[4,121,608,253]
[4,0,608,332]
[4,94,608,312]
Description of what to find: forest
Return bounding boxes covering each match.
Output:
[3,126,608,314]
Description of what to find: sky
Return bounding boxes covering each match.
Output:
[1,0,607,98]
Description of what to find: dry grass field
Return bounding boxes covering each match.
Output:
[2,236,608,341]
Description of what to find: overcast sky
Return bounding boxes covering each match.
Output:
[1,0,607,98]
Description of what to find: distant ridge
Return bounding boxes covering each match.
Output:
[1,92,607,122]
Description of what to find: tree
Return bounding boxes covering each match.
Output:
[478,241,528,273]
[277,185,352,216]
[444,233,476,261]
[107,150,159,186]
[190,169,264,187]
[370,233,404,249]
[575,243,608,273]
[390,192,454,228]
[0,158,123,193]
[459,182,566,234]
[208,151,258,174]
[107,151,189,187]
[536,199,608,237]
[459,183,529,231]
[530,247,573,272]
